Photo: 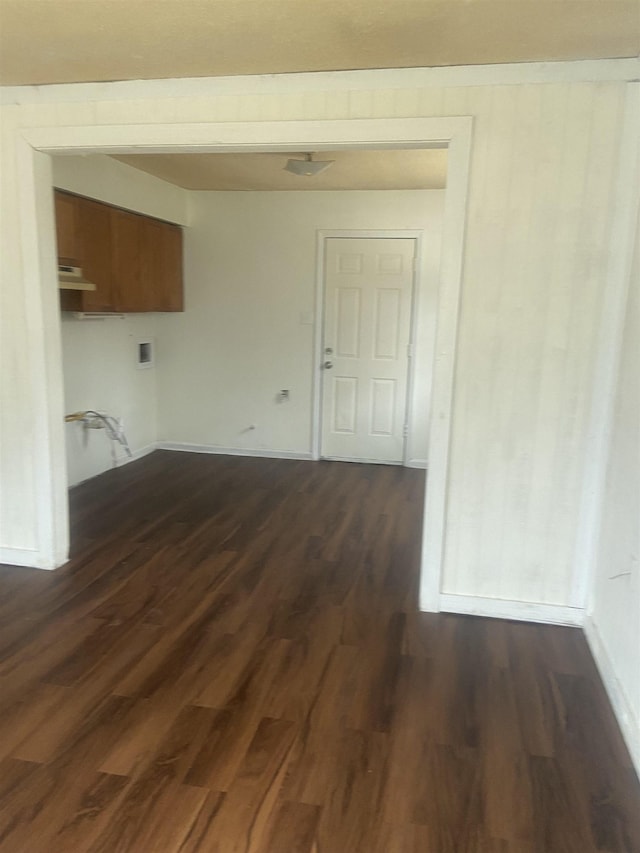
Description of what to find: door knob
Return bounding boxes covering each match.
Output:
[323,361,334,369]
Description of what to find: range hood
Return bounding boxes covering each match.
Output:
[58,264,96,291]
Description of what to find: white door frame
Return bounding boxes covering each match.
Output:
[313,230,423,467]
[15,115,473,612]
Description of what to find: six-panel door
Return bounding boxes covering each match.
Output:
[321,237,416,463]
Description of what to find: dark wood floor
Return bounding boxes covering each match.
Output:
[0,452,638,852]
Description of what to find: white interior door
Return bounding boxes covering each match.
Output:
[320,237,416,463]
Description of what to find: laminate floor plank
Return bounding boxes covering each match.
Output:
[0,451,638,852]
[260,799,322,853]
[191,717,298,852]
[476,665,535,845]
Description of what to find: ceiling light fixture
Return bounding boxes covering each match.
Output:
[284,152,334,177]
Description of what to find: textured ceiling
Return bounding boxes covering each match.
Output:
[110,149,448,192]
[0,0,638,86]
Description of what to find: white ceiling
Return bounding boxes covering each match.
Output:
[0,0,638,87]
[111,149,448,192]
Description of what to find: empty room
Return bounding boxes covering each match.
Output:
[0,2,639,851]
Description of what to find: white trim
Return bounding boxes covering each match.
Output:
[404,235,424,468]
[0,547,54,570]
[312,232,326,461]
[158,442,313,461]
[584,615,640,780]
[419,122,473,612]
[572,83,640,609]
[438,593,584,626]
[21,118,464,156]
[15,116,470,597]
[2,59,637,105]
[17,140,70,570]
[313,229,423,466]
[319,455,402,466]
[406,458,428,469]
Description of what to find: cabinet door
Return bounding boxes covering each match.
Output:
[140,217,164,312]
[160,222,183,311]
[77,197,114,312]
[148,220,183,312]
[111,209,149,312]
[54,191,79,262]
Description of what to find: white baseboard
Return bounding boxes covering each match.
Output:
[158,442,314,461]
[405,458,428,469]
[159,444,425,467]
[584,615,640,780]
[320,455,401,465]
[114,442,158,467]
[0,546,55,570]
[437,593,584,626]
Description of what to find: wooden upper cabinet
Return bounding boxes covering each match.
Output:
[77,197,114,312]
[111,209,149,313]
[161,223,184,312]
[54,189,184,313]
[142,218,184,312]
[112,210,183,313]
[54,191,79,262]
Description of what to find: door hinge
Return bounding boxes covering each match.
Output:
[406,343,413,359]
[402,423,409,438]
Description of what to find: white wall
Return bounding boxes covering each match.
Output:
[61,316,158,486]
[439,82,628,607]
[52,154,189,225]
[157,191,444,463]
[587,207,640,775]
[53,155,187,487]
